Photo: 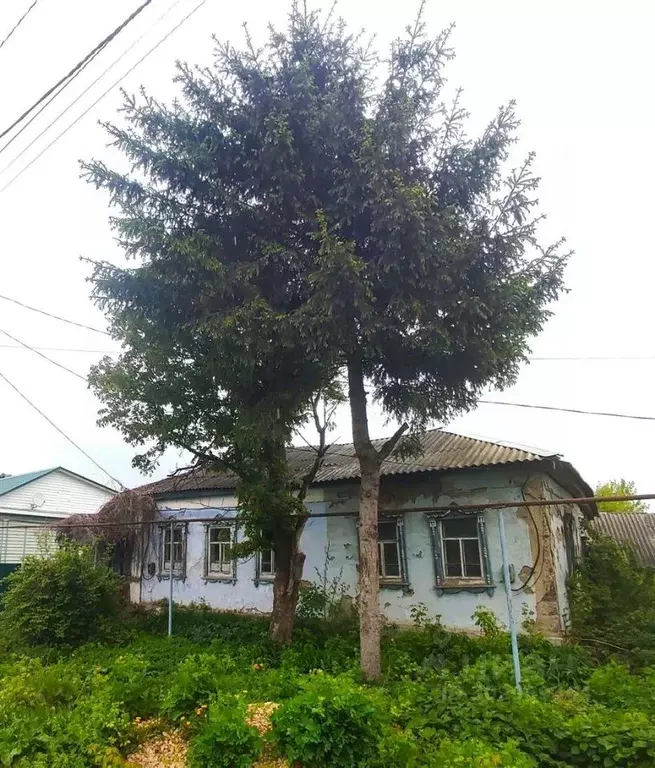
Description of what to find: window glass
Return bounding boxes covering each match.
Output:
[443,517,478,539]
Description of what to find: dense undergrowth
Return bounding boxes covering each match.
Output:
[0,537,654,767]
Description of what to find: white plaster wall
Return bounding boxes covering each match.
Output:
[323,469,537,630]
[138,469,550,631]
[141,502,327,613]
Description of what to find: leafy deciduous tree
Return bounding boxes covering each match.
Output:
[85,3,567,676]
[595,479,648,514]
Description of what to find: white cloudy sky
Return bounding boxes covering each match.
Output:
[0,0,653,499]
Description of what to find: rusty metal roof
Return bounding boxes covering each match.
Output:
[591,512,655,567]
[135,428,591,501]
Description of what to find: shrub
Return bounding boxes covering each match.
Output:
[586,662,655,714]
[161,652,237,719]
[0,543,124,647]
[271,673,387,767]
[569,533,655,667]
[427,738,536,767]
[187,697,262,768]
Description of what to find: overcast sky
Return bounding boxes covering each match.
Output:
[0,0,653,500]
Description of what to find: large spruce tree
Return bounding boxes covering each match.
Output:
[86,3,567,677]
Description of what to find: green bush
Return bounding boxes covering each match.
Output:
[271,672,387,767]
[0,543,124,647]
[427,738,536,767]
[0,659,134,767]
[162,652,236,719]
[187,697,262,768]
[569,533,655,667]
[586,662,655,714]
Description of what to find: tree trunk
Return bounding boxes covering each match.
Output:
[347,357,382,680]
[269,527,305,645]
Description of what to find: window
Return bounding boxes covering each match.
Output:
[159,523,186,578]
[259,547,275,578]
[377,518,408,585]
[428,513,493,595]
[442,517,483,578]
[205,524,236,581]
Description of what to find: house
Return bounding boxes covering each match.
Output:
[129,429,595,635]
[0,467,117,577]
[591,512,655,567]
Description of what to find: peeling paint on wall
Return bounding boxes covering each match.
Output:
[135,468,584,634]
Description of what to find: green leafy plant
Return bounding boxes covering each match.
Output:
[162,652,237,719]
[427,738,536,767]
[0,543,124,647]
[472,606,505,638]
[271,673,387,767]
[569,533,655,666]
[187,697,262,768]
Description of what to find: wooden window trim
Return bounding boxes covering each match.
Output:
[428,511,494,596]
[204,522,237,584]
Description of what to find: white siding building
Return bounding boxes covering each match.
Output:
[0,468,116,567]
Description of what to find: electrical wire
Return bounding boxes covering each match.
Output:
[0,0,186,177]
[478,399,655,422]
[0,328,87,380]
[0,292,110,334]
[0,0,209,195]
[0,366,125,489]
[0,0,153,144]
[0,344,118,353]
[511,485,541,593]
[529,356,655,361]
[0,0,39,51]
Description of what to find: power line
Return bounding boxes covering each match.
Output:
[0,328,87,381]
[479,399,655,422]
[0,0,186,176]
[0,0,210,195]
[0,0,39,51]
[529,356,655,362]
[0,366,124,489]
[0,344,118,353]
[0,293,109,335]
[0,0,153,145]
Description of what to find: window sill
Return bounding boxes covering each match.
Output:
[380,580,412,592]
[436,579,494,596]
[204,575,237,584]
[254,576,275,587]
[157,573,186,582]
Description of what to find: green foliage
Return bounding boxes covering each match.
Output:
[569,533,655,666]
[271,673,387,767]
[427,738,536,767]
[586,662,655,714]
[472,606,505,638]
[187,697,262,768]
[0,608,653,767]
[84,4,566,466]
[0,544,124,647]
[0,657,134,767]
[595,478,648,513]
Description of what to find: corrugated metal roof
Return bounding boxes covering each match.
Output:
[591,512,655,567]
[136,428,570,498]
[0,468,56,497]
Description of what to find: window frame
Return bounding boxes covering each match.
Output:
[377,515,409,588]
[204,522,237,583]
[158,522,187,581]
[428,511,494,595]
[254,545,275,586]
